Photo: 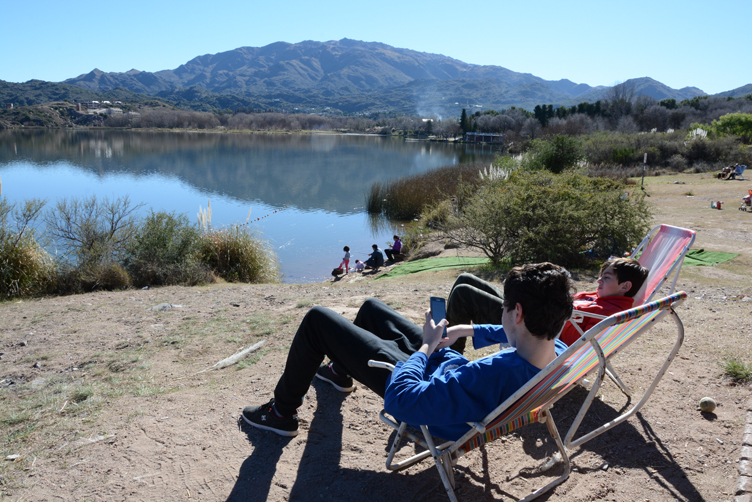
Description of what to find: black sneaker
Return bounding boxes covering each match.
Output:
[315,363,355,392]
[242,399,299,437]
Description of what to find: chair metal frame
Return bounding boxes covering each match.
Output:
[369,292,687,502]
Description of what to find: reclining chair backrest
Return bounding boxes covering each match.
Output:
[631,224,695,306]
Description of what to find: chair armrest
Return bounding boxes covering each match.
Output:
[369,360,395,372]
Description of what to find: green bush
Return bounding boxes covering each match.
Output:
[444,170,651,267]
[0,198,53,299]
[523,135,584,173]
[199,225,280,283]
[705,113,752,143]
[611,147,637,165]
[125,211,212,287]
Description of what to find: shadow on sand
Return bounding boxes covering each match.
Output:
[228,381,706,501]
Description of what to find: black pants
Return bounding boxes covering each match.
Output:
[446,273,505,353]
[384,249,398,261]
[273,298,423,415]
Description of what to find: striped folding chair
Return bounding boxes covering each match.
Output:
[368,292,687,502]
[564,224,695,398]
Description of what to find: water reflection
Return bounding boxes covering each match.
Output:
[0,130,496,282]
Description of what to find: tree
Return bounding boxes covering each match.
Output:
[534,105,548,127]
[459,108,470,135]
[710,113,752,143]
[604,82,635,124]
[44,195,143,267]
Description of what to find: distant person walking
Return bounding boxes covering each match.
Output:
[339,246,351,274]
[384,235,402,262]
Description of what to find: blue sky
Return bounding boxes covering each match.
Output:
[2,0,749,95]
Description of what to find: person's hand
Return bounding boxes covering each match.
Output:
[421,309,447,353]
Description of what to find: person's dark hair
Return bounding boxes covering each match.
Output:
[393,235,400,240]
[343,246,350,252]
[372,244,378,250]
[502,262,574,340]
[600,258,649,298]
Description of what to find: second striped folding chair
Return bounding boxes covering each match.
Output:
[565,223,695,397]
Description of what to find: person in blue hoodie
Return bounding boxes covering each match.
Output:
[242,262,574,439]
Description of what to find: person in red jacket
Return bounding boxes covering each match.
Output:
[559,258,649,346]
[446,257,649,351]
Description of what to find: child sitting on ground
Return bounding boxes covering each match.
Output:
[353,259,365,272]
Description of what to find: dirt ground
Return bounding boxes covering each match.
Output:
[1,172,751,501]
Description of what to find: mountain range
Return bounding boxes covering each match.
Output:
[4,39,751,115]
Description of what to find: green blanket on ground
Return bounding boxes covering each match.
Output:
[375,256,490,279]
[683,249,738,266]
[376,248,735,280]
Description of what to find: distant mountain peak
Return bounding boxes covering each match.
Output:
[61,39,710,114]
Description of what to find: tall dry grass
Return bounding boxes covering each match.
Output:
[199,224,281,284]
[366,163,485,220]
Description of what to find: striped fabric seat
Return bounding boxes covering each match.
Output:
[632,225,696,306]
[460,292,685,454]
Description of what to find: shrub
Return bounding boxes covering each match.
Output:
[523,135,585,173]
[0,198,53,299]
[125,211,212,287]
[444,170,651,267]
[721,356,752,384]
[199,225,280,283]
[51,261,131,295]
[707,113,752,143]
[667,154,688,171]
[44,195,142,267]
[612,147,637,165]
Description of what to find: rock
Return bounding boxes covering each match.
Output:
[149,303,183,311]
[19,341,28,347]
[5,455,20,461]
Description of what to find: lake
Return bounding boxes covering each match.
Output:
[0,130,498,283]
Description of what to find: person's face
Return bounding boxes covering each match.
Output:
[596,266,628,297]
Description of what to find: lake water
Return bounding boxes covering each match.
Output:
[0,130,498,283]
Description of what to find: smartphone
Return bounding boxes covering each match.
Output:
[430,296,448,338]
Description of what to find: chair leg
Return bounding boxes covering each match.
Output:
[421,425,459,502]
[518,410,571,502]
[378,410,453,471]
[567,308,685,450]
[605,361,632,398]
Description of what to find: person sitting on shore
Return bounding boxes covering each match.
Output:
[353,259,365,272]
[384,235,403,262]
[445,257,648,352]
[241,262,574,439]
[363,244,384,269]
